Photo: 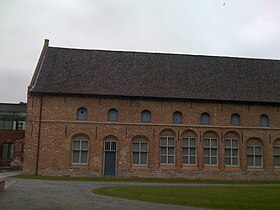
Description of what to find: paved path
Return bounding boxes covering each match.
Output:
[0,178,206,210]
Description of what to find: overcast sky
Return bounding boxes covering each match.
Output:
[0,0,280,103]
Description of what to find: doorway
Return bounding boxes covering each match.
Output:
[104,140,117,176]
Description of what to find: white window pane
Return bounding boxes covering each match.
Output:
[168,148,174,155]
[225,157,231,165]
[183,156,188,164]
[211,149,217,156]
[140,152,147,164]
[225,139,231,148]
[232,149,238,157]
[190,138,196,147]
[81,141,88,150]
[204,157,210,164]
[160,137,167,146]
[190,148,196,155]
[204,148,210,156]
[168,138,175,146]
[73,141,80,150]
[211,139,217,147]
[160,156,166,164]
[225,149,231,156]
[182,138,188,147]
[204,139,210,147]
[160,147,167,155]
[255,156,262,167]
[111,142,117,151]
[81,151,88,163]
[247,146,253,155]
[232,157,239,165]
[72,151,79,163]
[274,147,280,155]
[247,155,254,166]
[232,140,238,148]
[190,156,196,164]
[255,147,262,155]
[182,148,188,155]
[211,157,217,165]
[274,156,280,167]
[133,152,139,164]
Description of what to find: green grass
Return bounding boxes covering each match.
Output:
[93,186,280,210]
[13,174,280,184]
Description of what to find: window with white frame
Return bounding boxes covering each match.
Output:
[204,138,218,165]
[72,139,89,164]
[182,137,196,165]
[225,138,239,166]
[160,136,175,164]
[273,146,280,167]
[247,145,262,167]
[132,141,147,165]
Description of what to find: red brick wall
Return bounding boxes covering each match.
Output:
[23,95,280,180]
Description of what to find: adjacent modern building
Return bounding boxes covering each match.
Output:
[23,40,280,180]
[0,102,26,168]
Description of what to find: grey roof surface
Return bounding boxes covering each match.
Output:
[30,47,280,103]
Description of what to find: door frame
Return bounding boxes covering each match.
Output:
[103,139,117,176]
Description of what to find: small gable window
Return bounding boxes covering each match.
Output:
[260,114,269,127]
[231,114,240,126]
[77,108,87,121]
[108,108,118,122]
[141,110,151,123]
[201,112,210,125]
[173,111,183,124]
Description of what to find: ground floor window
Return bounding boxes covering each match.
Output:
[204,138,218,165]
[182,137,196,165]
[1,143,14,160]
[132,141,147,165]
[160,136,175,164]
[225,138,239,166]
[72,139,89,164]
[247,145,262,167]
[273,146,280,167]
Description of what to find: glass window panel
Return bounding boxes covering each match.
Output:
[168,148,174,155]
[211,139,217,147]
[173,112,182,124]
[77,108,87,121]
[255,156,262,167]
[133,152,139,164]
[190,148,196,155]
[211,157,217,165]
[233,158,239,165]
[10,144,14,159]
[211,149,217,156]
[190,138,196,147]
[225,139,231,148]
[4,121,13,130]
[183,156,188,164]
[160,147,167,155]
[232,149,238,157]
[141,142,147,151]
[204,157,210,164]
[141,111,151,123]
[225,149,231,156]
[81,151,88,163]
[133,142,139,151]
[255,146,262,155]
[182,138,188,147]
[111,142,117,151]
[73,141,80,150]
[247,146,253,155]
[204,148,210,156]
[72,151,79,163]
[168,156,174,164]
[182,148,188,155]
[247,156,254,166]
[0,120,4,129]
[190,156,196,164]
[105,142,110,151]
[168,138,175,147]
[160,156,166,164]
[274,147,280,155]
[140,152,147,164]
[231,114,240,126]
[201,113,210,125]
[108,109,118,122]
[204,139,210,147]
[225,157,231,165]
[274,157,280,167]
[260,115,269,127]
[232,140,238,148]
[81,141,88,150]
[160,137,167,146]
[1,144,9,159]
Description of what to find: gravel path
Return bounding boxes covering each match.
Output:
[0,178,205,210]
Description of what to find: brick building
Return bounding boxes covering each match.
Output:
[0,103,26,168]
[23,40,280,180]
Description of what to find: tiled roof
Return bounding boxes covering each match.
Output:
[30,46,280,103]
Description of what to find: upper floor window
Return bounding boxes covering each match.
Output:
[141,110,151,123]
[108,108,118,122]
[173,111,182,124]
[231,114,240,126]
[260,114,269,127]
[77,108,87,121]
[201,112,210,125]
[0,111,26,131]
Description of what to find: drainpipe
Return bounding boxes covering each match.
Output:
[35,96,43,175]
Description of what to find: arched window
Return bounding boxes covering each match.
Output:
[72,138,89,164]
[141,110,151,123]
[201,112,210,125]
[260,114,269,127]
[246,139,263,168]
[132,139,148,165]
[172,111,182,124]
[231,114,240,126]
[77,107,87,121]
[108,108,118,122]
[273,140,280,168]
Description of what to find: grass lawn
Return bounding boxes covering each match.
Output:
[93,186,280,210]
